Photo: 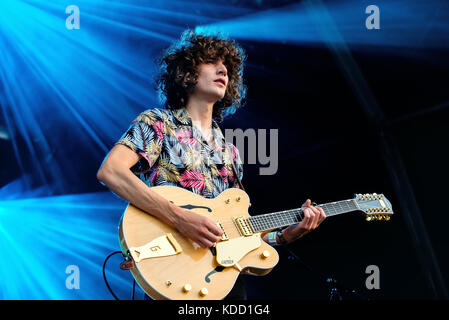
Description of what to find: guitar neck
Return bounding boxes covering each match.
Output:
[249,199,359,233]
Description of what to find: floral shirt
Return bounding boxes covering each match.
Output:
[116,107,243,198]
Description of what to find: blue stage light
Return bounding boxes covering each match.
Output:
[196,0,449,50]
[0,178,136,299]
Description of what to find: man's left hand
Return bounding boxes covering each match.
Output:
[282,199,326,243]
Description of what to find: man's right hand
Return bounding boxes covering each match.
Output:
[170,204,224,248]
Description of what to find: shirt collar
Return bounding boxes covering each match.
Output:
[172,107,192,126]
[172,107,221,131]
[172,107,226,146]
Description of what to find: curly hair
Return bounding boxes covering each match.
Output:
[156,30,247,122]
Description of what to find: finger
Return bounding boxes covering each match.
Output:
[316,207,326,225]
[297,212,309,231]
[304,208,315,229]
[205,219,224,236]
[199,226,220,244]
[302,199,311,208]
[206,225,223,237]
[198,239,214,248]
[312,210,322,229]
[310,205,321,215]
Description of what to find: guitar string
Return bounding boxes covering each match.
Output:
[190,199,389,233]
[208,200,360,232]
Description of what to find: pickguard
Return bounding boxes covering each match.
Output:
[215,234,261,267]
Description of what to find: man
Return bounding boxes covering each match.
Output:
[97,31,326,300]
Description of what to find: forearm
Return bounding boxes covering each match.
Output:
[97,166,180,226]
[262,230,283,244]
[263,228,298,245]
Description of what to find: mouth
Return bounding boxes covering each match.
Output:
[214,78,226,87]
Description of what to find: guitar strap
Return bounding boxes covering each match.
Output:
[230,157,245,192]
[219,136,245,192]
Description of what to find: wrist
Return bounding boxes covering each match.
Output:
[276,230,288,244]
[166,200,183,225]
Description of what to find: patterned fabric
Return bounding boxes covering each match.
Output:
[116,107,243,198]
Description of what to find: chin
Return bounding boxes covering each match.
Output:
[210,90,226,101]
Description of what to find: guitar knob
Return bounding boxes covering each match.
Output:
[199,287,208,297]
[183,284,192,293]
[261,250,270,259]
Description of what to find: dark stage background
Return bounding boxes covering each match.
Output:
[0,0,448,300]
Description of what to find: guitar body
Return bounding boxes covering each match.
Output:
[118,186,279,300]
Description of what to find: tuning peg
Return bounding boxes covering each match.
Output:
[366,216,372,222]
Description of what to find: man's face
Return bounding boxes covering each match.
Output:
[192,60,228,102]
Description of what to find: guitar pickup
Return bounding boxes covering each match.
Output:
[233,216,253,237]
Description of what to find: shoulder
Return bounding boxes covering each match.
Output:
[134,108,172,125]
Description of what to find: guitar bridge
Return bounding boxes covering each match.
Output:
[215,221,228,241]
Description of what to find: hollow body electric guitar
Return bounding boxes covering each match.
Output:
[118,186,393,300]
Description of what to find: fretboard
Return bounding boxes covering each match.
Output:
[248,199,359,233]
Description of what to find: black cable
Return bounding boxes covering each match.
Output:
[132,279,136,300]
[102,251,122,300]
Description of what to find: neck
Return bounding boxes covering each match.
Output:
[186,95,215,133]
[248,199,359,233]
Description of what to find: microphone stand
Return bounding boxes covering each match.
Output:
[282,244,368,301]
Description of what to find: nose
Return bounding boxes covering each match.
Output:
[217,62,227,77]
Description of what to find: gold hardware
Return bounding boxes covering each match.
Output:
[183,284,192,293]
[215,221,228,241]
[225,199,230,204]
[165,280,172,286]
[199,288,208,297]
[261,250,270,259]
[129,233,182,263]
[366,216,372,222]
[234,216,253,236]
[249,203,252,207]
[236,197,241,201]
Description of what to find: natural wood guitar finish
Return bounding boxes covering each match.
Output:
[118,186,279,300]
[118,186,393,300]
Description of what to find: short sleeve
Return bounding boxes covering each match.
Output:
[116,109,165,172]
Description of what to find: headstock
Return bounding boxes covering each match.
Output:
[354,193,394,222]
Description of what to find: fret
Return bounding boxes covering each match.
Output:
[249,198,359,233]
